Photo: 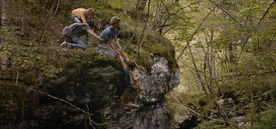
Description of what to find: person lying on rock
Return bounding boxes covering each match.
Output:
[60,20,105,50]
[118,55,142,113]
[97,16,128,60]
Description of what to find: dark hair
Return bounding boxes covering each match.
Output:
[86,20,97,29]
[127,60,136,70]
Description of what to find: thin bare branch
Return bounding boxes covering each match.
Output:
[177,8,215,61]
[257,0,276,26]
[136,0,151,61]
[208,0,242,26]
[235,0,276,72]
[169,90,211,119]
[159,0,201,33]
[27,87,107,128]
[244,0,257,26]
[38,2,56,48]
[188,41,238,128]
[54,0,61,16]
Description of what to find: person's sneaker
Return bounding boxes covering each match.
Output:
[60,41,67,47]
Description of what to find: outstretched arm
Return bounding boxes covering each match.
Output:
[114,36,122,50]
[118,55,126,69]
[86,29,105,42]
[114,36,129,61]
[108,39,120,56]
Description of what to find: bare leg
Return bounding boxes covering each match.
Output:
[119,101,125,113]
[125,103,140,109]
[119,102,139,113]
[119,97,125,113]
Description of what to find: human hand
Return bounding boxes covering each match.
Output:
[117,48,122,52]
[99,38,106,42]
[116,51,121,55]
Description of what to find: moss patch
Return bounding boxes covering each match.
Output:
[142,31,178,72]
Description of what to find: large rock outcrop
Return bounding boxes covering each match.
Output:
[17,54,180,129]
[106,54,180,129]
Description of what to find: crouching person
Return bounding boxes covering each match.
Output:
[118,55,142,113]
[97,16,128,59]
[60,20,105,50]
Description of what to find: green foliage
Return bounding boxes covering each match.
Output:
[196,120,230,129]
[106,0,124,9]
[165,90,207,120]
[141,31,178,72]
[0,26,64,121]
[0,82,27,122]
[165,0,276,127]
[252,110,276,129]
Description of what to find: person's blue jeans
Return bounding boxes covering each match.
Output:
[71,15,82,23]
[71,15,90,44]
[66,36,87,50]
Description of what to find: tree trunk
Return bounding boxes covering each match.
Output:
[1,0,7,26]
[136,0,147,19]
[136,0,147,14]
[189,42,236,128]
[136,0,151,61]
[21,0,27,34]
[229,42,234,64]
[1,0,8,71]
